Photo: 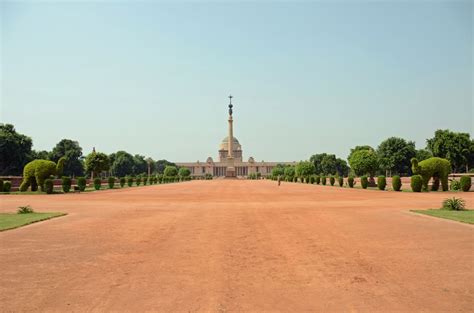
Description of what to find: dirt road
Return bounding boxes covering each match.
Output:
[1,180,473,312]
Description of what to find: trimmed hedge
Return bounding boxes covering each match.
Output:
[136,177,142,186]
[94,178,101,190]
[460,176,472,192]
[377,176,386,191]
[108,177,116,189]
[361,176,368,189]
[315,176,320,184]
[348,176,355,188]
[0,179,3,192]
[392,175,402,191]
[77,177,86,191]
[62,176,72,193]
[127,177,134,187]
[309,176,315,184]
[431,177,440,191]
[120,177,126,188]
[321,176,327,185]
[329,176,335,186]
[338,176,343,187]
[3,181,11,193]
[44,179,54,194]
[411,175,422,192]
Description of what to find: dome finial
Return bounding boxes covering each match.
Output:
[228,95,233,116]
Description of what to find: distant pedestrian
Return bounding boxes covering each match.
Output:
[278,175,281,186]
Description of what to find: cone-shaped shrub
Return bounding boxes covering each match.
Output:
[127,177,134,187]
[94,178,101,190]
[143,177,148,185]
[330,176,335,186]
[411,175,422,192]
[309,176,315,184]
[348,176,355,188]
[377,176,386,190]
[120,177,126,188]
[315,176,320,184]
[321,176,327,185]
[3,181,11,193]
[62,176,71,193]
[45,179,54,194]
[392,175,402,191]
[108,177,115,189]
[338,176,343,187]
[460,176,471,192]
[136,177,142,186]
[361,176,368,189]
[77,177,86,191]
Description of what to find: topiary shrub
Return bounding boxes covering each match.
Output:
[460,176,471,192]
[136,177,142,186]
[127,177,134,187]
[44,179,54,194]
[361,176,368,189]
[377,176,386,190]
[441,197,466,211]
[62,176,72,193]
[450,179,461,191]
[411,175,422,192]
[392,175,402,191]
[108,177,116,189]
[330,176,335,186]
[3,181,12,193]
[411,157,451,191]
[315,176,320,184]
[431,177,440,191]
[0,179,3,192]
[338,176,343,187]
[348,176,355,188]
[321,176,327,185]
[20,157,66,192]
[94,178,101,190]
[77,177,86,191]
[119,177,126,188]
[309,176,315,184]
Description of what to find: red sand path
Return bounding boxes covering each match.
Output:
[1,180,473,312]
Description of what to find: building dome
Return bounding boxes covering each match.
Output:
[219,136,242,151]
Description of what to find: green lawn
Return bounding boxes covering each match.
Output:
[0,212,67,231]
[411,209,474,224]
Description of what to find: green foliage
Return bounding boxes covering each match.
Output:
[392,175,402,191]
[377,137,416,176]
[20,158,65,192]
[309,176,315,184]
[377,176,386,190]
[3,181,11,193]
[441,197,466,211]
[416,149,432,162]
[321,176,327,185]
[136,177,142,186]
[450,179,461,191]
[132,155,147,175]
[347,146,374,162]
[349,149,378,177]
[119,177,126,187]
[295,161,315,178]
[361,176,368,189]
[77,177,87,191]
[178,167,191,177]
[0,124,33,176]
[44,179,54,194]
[62,176,72,193]
[431,177,440,191]
[329,176,335,186]
[156,160,177,174]
[348,176,355,188]
[0,179,3,192]
[110,151,135,177]
[315,176,320,184]
[85,152,110,177]
[271,165,286,177]
[17,205,34,214]
[411,157,451,191]
[460,176,471,192]
[127,177,134,187]
[164,166,178,177]
[338,176,343,187]
[93,178,101,190]
[427,129,472,172]
[411,175,422,192]
[248,173,257,180]
[143,176,148,185]
[108,177,116,189]
[309,153,349,176]
[284,166,295,180]
[50,139,84,177]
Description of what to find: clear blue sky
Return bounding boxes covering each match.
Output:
[1,1,472,162]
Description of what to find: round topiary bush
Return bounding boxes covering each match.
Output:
[321,176,327,185]
[0,179,4,192]
[411,175,423,192]
[392,175,402,191]
[62,176,72,193]
[315,176,320,184]
[44,179,54,194]
[338,176,343,187]
[3,181,11,193]
[431,177,440,191]
[450,179,461,191]
[309,176,315,184]
[377,176,386,190]
[119,177,126,188]
[348,176,355,188]
[361,176,368,189]
[127,177,134,187]
[460,176,471,192]
[108,177,116,189]
[330,176,335,186]
[77,177,86,191]
[94,178,101,190]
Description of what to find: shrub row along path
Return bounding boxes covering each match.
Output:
[0,180,473,312]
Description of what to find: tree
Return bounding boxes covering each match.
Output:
[178,167,191,177]
[50,139,84,177]
[284,166,295,179]
[416,149,432,162]
[335,158,349,177]
[309,153,328,175]
[0,124,33,175]
[31,150,50,161]
[320,154,337,175]
[156,160,177,174]
[271,164,286,177]
[110,151,135,177]
[347,145,374,162]
[348,149,378,177]
[295,161,315,177]
[426,129,472,172]
[146,157,156,176]
[164,165,178,177]
[377,137,416,176]
[85,151,110,178]
[133,155,147,175]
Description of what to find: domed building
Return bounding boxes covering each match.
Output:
[176,96,294,178]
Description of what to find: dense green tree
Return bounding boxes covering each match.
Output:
[284,166,296,179]
[85,151,110,178]
[349,149,378,177]
[309,153,327,175]
[156,160,177,174]
[164,165,178,177]
[335,158,350,177]
[310,153,349,176]
[295,161,315,177]
[133,155,147,175]
[30,150,50,161]
[426,129,472,172]
[0,124,33,175]
[271,164,286,177]
[110,151,135,177]
[347,145,374,162]
[320,154,337,175]
[50,139,84,177]
[377,137,416,176]
[416,149,432,162]
[178,167,191,177]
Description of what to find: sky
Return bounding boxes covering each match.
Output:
[1,0,472,162]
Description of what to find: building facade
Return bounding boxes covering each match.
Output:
[176,96,295,178]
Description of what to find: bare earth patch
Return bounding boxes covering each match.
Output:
[0,180,473,312]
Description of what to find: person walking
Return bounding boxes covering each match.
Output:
[278,175,281,186]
